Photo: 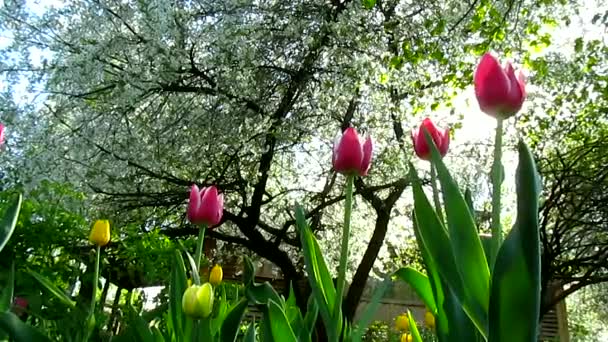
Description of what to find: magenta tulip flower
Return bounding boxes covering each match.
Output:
[411,118,450,161]
[474,53,526,119]
[0,123,5,147]
[333,127,373,176]
[187,185,224,227]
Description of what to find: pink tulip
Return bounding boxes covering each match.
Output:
[474,53,526,119]
[333,127,373,176]
[12,297,28,317]
[411,118,450,161]
[0,123,5,146]
[187,185,224,227]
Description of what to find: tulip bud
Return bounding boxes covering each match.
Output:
[425,310,435,330]
[187,185,224,226]
[395,313,409,332]
[12,297,28,317]
[332,127,373,176]
[182,283,214,319]
[209,264,223,287]
[400,333,413,342]
[89,220,110,247]
[411,118,450,161]
[474,52,526,119]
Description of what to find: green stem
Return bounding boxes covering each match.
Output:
[430,164,444,224]
[90,245,101,314]
[334,175,354,337]
[194,225,207,280]
[490,118,504,269]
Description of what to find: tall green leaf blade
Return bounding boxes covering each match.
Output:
[393,267,436,313]
[0,261,15,312]
[407,310,423,342]
[302,294,318,340]
[295,205,337,337]
[426,131,490,327]
[0,311,51,342]
[220,298,248,342]
[411,200,479,341]
[27,269,76,309]
[267,300,298,342]
[409,164,486,337]
[244,322,256,342]
[0,194,21,253]
[169,250,188,340]
[489,141,541,342]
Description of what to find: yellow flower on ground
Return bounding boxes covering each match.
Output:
[182,283,214,319]
[89,220,110,247]
[209,264,223,287]
[395,313,409,332]
[425,310,436,330]
[400,333,413,342]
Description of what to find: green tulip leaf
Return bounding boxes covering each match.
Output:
[489,141,541,342]
[295,205,338,338]
[244,322,256,342]
[393,267,436,313]
[169,250,188,340]
[409,163,487,337]
[268,299,298,342]
[27,269,76,309]
[0,311,51,342]
[220,298,248,342]
[425,130,490,329]
[0,261,15,312]
[0,194,22,253]
[408,310,423,342]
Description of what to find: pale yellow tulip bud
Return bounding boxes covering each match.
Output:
[182,283,214,319]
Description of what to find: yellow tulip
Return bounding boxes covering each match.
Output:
[89,220,110,247]
[209,264,223,287]
[425,310,436,330]
[395,313,409,332]
[182,283,214,319]
[400,333,413,342]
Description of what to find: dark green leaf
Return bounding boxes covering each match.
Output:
[220,298,248,342]
[0,311,51,342]
[242,255,256,286]
[244,322,256,342]
[0,194,22,253]
[27,269,76,309]
[0,261,15,312]
[246,282,283,306]
[169,250,188,340]
[489,141,541,342]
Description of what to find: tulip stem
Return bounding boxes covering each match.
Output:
[91,245,101,313]
[430,164,444,224]
[194,226,207,281]
[490,118,504,269]
[334,175,354,333]
[85,245,101,338]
